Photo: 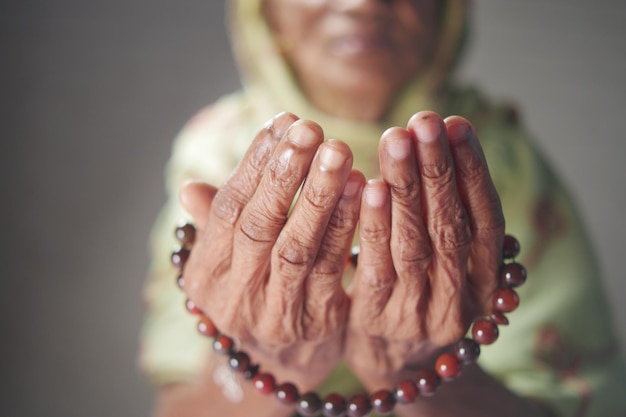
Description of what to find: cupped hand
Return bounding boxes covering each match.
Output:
[181,112,366,390]
[345,112,505,388]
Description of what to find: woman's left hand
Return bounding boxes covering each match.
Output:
[345,112,506,388]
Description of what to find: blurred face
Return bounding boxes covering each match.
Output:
[263,0,441,118]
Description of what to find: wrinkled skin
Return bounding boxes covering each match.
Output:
[181,110,505,391]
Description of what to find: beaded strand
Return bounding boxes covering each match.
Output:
[171,223,526,417]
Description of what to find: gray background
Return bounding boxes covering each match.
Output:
[1,1,624,416]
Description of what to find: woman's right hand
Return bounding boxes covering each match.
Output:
[181,112,365,391]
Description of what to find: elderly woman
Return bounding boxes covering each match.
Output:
[141,1,626,416]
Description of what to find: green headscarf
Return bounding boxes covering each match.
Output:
[228,0,469,177]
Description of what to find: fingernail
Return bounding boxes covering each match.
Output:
[288,122,320,147]
[386,137,410,159]
[343,178,361,197]
[320,145,345,171]
[415,116,442,143]
[364,180,387,207]
[447,121,470,144]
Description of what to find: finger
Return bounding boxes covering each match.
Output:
[180,180,218,230]
[268,140,353,312]
[185,112,297,300]
[208,112,299,233]
[233,120,325,284]
[408,111,470,315]
[445,116,504,302]
[351,179,394,319]
[379,127,431,299]
[302,169,365,337]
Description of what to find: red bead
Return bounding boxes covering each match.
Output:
[415,369,440,396]
[252,373,276,395]
[323,393,347,417]
[176,274,185,289]
[394,379,419,405]
[501,262,527,288]
[197,316,218,337]
[175,223,196,247]
[276,383,299,405]
[455,338,481,364]
[347,394,372,417]
[297,392,323,417]
[228,351,251,372]
[490,311,509,325]
[370,390,396,415]
[171,247,190,269]
[435,353,461,380]
[185,299,202,315]
[212,335,234,354]
[493,288,520,312]
[502,235,520,259]
[472,319,499,345]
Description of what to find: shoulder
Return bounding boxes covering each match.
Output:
[166,92,259,189]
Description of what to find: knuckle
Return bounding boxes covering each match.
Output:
[238,204,285,244]
[470,191,506,232]
[266,156,303,191]
[248,142,274,175]
[327,202,358,232]
[273,235,316,273]
[212,188,244,226]
[422,161,454,186]
[390,180,420,203]
[395,232,432,272]
[360,223,391,246]
[459,152,487,181]
[302,184,336,211]
[429,202,471,250]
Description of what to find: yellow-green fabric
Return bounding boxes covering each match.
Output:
[140,1,626,415]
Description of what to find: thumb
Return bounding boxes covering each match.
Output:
[179,180,218,230]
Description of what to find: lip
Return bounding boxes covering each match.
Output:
[329,32,395,57]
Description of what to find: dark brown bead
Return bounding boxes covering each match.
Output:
[350,246,359,268]
[347,394,372,417]
[252,373,276,395]
[176,274,185,289]
[212,335,234,354]
[276,382,299,405]
[490,311,509,325]
[455,338,481,364]
[370,390,396,415]
[394,379,419,405]
[435,353,461,380]
[323,393,347,417]
[297,392,323,417]
[175,223,196,247]
[197,316,218,337]
[243,364,259,380]
[415,369,440,396]
[228,351,250,372]
[501,262,527,288]
[493,288,520,312]
[502,235,520,259]
[185,299,202,315]
[472,318,499,345]
[171,247,190,269]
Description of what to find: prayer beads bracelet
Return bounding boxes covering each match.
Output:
[171,223,526,417]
